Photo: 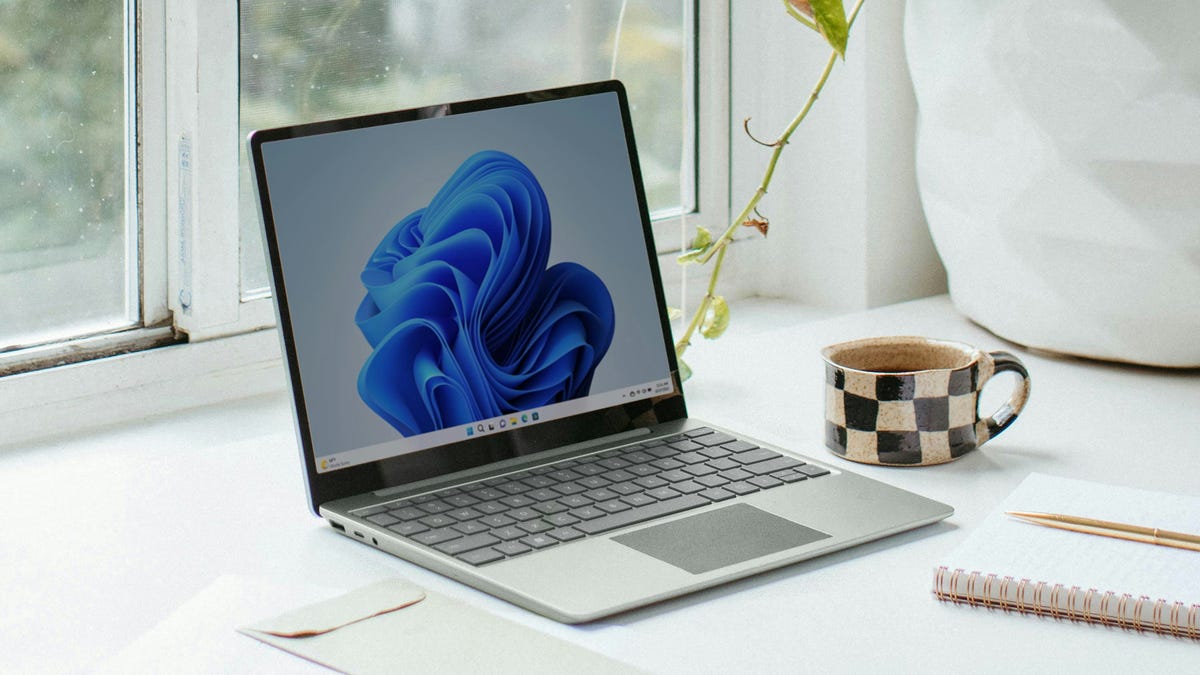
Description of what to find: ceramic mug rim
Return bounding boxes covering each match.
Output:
[820,335,984,375]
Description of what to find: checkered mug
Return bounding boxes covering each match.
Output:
[822,336,1030,466]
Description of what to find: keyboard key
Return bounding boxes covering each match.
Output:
[651,458,685,471]
[684,427,715,438]
[532,501,569,515]
[498,495,535,508]
[797,464,832,478]
[699,487,736,502]
[746,456,803,475]
[659,469,693,483]
[707,457,739,471]
[496,482,531,496]
[518,520,554,534]
[418,501,453,514]
[411,528,462,546]
[457,548,506,566]
[526,489,560,503]
[675,452,710,465]
[365,513,399,526]
[596,457,632,470]
[695,474,730,488]
[699,446,732,459]
[453,520,491,535]
[621,493,657,508]
[773,470,808,483]
[719,468,754,482]
[577,476,610,489]
[493,526,526,541]
[447,508,483,521]
[354,505,388,517]
[443,494,479,508]
[435,533,500,556]
[723,440,759,453]
[583,488,619,502]
[645,487,682,501]
[644,444,677,459]
[695,431,736,446]
[622,451,655,464]
[494,541,532,556]
[724,481,759,496]
[683,464,717,477]
[558,494,592,508]
[544,513,580,527]
[569,506,605,520]
[507,508,541,521]
[418,514,456,529]
[607,482,642,496]
[668,440,703,452]
[547,469,582,482]
[389,507,426,521]
[573,463,606,476]
[595,500,632,514]
[522,534,559,549]
[522,475,556,489]
[633,476,668,490]
[551,481,587,496]
[732,448,781,465]
[749,475,784,489]
[626,464,658,477]
[473,501,508,515]
[575,494,711,535]
[386,521,428,537]
[671,480,706,495]
[475,499,508,514]
[470,487,505,501]
[547,527,585,542]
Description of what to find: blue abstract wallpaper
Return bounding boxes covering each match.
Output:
[354,151,615,436]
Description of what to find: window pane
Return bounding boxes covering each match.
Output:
[239,0,687,297]
[0,2,133,352]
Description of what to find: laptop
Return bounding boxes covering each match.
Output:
[248,80,952,624]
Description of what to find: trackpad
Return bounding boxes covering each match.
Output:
[613,504,830,574]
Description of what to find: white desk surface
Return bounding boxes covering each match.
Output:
[4,296,1198,673]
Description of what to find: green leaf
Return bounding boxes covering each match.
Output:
[809,0,849,57]
[699,295,730,340]
[678,357,693,382]
[677,226,714,264]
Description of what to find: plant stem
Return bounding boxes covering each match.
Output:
[674,0,865,359]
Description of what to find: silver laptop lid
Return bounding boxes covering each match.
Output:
[249,81,686,513]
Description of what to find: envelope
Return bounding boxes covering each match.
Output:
[239,579,642,674]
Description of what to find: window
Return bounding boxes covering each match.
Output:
[0,2,137,357]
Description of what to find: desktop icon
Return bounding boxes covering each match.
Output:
[499,419,507,429]
[477,423,485,433]
[531,412,539,421]
[466,426,474,437]
[521,414,528,423]
[510,417,518,426]
[488,423,495,431]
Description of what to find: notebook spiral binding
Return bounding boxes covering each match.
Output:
[934,567,1200,640]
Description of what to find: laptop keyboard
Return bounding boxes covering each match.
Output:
[350,427,830,566]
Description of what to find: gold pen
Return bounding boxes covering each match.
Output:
[1006,511,1200,552]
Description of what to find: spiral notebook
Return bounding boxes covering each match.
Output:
[933,473,1200,639]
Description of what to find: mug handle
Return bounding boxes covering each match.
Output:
[979,351,1031,444]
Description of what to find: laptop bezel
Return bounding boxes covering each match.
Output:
[248,80,687,514]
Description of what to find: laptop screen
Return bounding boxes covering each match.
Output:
[251,82,684,503]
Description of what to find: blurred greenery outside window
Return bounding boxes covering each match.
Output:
[239,0,692,297]
[0,2,135,354]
